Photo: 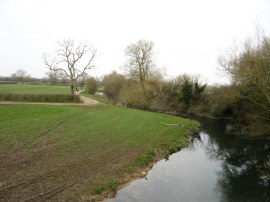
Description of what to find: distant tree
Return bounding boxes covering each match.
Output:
[11,69,31,82]
[174,74,207,111]
[193,80,207,103]
[181,79,193,109]
[45,70,65,85]
[86,77,97,94]
[44,39,98,94]
[124,40,155,82]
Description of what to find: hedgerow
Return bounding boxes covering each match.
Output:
[0,93,81,103]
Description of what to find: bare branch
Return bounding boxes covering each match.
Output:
[124,40,155,82]
[44,39,97,94]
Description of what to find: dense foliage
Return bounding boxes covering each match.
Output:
[86,77,97,94]
[217,35,270,136]
[102,71,207,112]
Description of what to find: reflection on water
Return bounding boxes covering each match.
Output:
[108,119,270,202]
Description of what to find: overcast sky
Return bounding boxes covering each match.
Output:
[0,0,270,84]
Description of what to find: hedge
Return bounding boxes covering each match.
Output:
[0,93,81,103]
[0,81,18,84]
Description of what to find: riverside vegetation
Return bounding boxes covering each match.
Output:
[100,36,270,138]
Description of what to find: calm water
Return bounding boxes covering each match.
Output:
[108,119,270,202]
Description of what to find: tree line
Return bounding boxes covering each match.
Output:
[1,68,87,86]
[96,37,269,138]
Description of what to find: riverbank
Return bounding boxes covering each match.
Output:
[107,118,270,202]
[0,98,199,201]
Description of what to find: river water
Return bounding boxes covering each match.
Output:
[108,119,270,202]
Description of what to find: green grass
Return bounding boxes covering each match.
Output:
[0,84,70,94]
[91,186,105,195]
[91,180,118,195]
[0,105,197,149]
[0,105,84,147]
[106,180,118,191]
[0,103,198,200]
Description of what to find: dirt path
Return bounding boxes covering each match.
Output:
[0,91,100,106]
[75,90,100,106]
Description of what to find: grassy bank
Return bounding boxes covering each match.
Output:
[0,84,70,94]
[0,101,198,201]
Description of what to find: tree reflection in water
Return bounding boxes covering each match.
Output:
[193,119,270,202]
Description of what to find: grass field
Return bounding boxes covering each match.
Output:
[0,97,198,201]
[0,84,70,94]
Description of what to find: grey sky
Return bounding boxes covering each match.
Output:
[0,0,270,84]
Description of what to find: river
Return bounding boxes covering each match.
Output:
[108,118,270,202]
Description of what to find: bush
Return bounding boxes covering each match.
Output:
[86,77,97,94]
[206,85,236,117]
[103,71,125,102]
[119,81,150,108]
[0,93,81,103]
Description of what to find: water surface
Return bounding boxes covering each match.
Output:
[108,119,270,202]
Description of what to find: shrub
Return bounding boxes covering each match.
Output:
[103,71,125,102]
[86,77,97,94]
[0,93,81,103]
[119,81,150,108]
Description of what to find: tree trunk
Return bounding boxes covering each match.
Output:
[71,85,75,95]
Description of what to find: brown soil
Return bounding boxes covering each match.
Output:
[0,136,145,201]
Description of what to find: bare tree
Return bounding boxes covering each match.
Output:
[44,39,97,94]
[124,40,155,82]
[11,69,31,82]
